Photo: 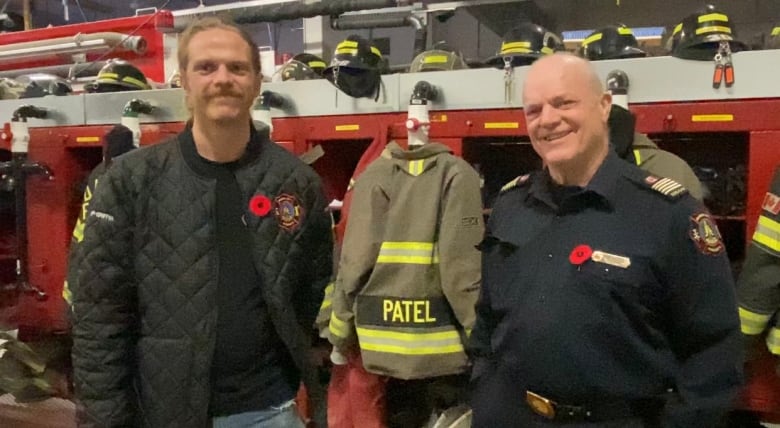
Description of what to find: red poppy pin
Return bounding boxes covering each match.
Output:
[249,194,272,217]
[274,193,304,232]
[569,244,593,265]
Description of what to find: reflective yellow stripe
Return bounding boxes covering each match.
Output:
[739,307,772,335]
[633,149,642,166]
[122,76,149,89]
[337,40,358,49]
[617,27,633,36]
[62,281,72,305]
[336,47,358,56]
[319,282,334,311]
[673,23,683,35]
[407,159,425,176]
[695,26,731,35]
[377,241,439,265]
[583,33,603,46]
[501,41,532,51]
[773,27,780,36]
[699,13,729,23]
[422,55,448,64]
[540,47,553,55]
[329,313,349,338]
[502,47,533,54]
[72,220,85,242]
[768,328,780,354]
[356,327,464,355]
[308,60,326,68]
[753,215,780,253]
[98,72,119,79]
[370,46,382,57]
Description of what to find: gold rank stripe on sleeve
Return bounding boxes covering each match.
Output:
[738,307,773,335]
[753,215,780,256]
[376,241,440,265]
[650,177,686,197]
[356,327,465,355]
[768,327,780,355]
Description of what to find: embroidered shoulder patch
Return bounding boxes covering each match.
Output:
[689,213,725,255]
[500,174,530,193]
[645,175,687,199]
[274,194,303,232]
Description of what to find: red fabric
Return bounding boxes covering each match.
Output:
[328,352,388,428]
[328,137,389,427]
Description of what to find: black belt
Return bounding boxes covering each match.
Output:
[525,390,662,423]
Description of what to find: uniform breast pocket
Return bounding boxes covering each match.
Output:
[478,236,526,303]
[575,253,664,307]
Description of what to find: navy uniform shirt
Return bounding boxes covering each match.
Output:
[470,151,742,428]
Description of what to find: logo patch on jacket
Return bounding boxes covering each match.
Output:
[689,213,724,255]
[274,193,303,232]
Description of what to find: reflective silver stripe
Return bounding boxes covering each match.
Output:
[356,327,464,355]
[329,313,349,338]
[753,215,780,255]
[377,241,439,265]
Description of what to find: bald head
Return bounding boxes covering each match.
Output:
[523,53,604,100]
[521,53,612,186]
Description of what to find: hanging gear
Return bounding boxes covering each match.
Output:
[279,53,327,81]
[15,73,73,98]
[409,45,468,73]
[580,25,647,60]
[84,59,152,93]
[670,5,747,61]
[323,35,384,99]
[712,40,735,88]
[0,77,26,100]
[485,22,564,69]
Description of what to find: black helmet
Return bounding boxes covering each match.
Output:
[670,5,747,60]
[323,35,384,99]
[409,43,468,72]
[85,59,151,93]
[15,73,72,98]
[279,53,327,81]
[580,25,647,60]
[766,25,780,50]
[486,23,564,69]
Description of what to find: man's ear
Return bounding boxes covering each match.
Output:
[600,91,613,121]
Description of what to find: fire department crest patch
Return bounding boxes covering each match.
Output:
[274,194,303,232]
[689,213,724,255]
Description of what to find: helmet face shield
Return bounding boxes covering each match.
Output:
[486,23,563,69]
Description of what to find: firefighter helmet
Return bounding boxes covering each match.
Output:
[85,59,152,93]
[15,73,73,98]
[279,53,327,81]
[766,25,780,49]
[323,35,384,99]
[580,25,647,60]
[409,44,468,72]
[670,5,747,60]
[485,23,564,69]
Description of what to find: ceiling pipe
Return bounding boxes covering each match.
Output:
[172,0,412,30]
[0,32,147,65]
[331,13,427,57]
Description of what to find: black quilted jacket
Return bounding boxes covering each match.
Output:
[70,125,332,428]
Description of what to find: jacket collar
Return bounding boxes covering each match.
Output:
[179,121,267,178]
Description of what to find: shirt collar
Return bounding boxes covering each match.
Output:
[527,150,625,211]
